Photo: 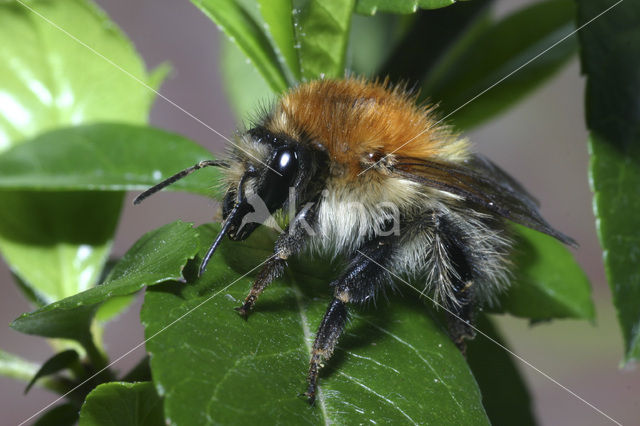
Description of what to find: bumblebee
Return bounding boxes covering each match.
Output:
[135,77,573,402]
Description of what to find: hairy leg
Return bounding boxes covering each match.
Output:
[236,201,318,316]
[305,236,395,403]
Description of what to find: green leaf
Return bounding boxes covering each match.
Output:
[466,315,536,426]
[0,123,222,197]
[11,221,200,342]
[577,0,640,362]
[355,0,456,15]
[297,0,356,79]
[78,382,164,426]
[257,0,301,80]
[191,0,289,92]
[34,403,79,426]
[496,226,594,321]
[0,191,124,304]
[0,0,156,146]
[422,0,578,130]
[0,0,159,305]
[377,1,491,84]
[0,348,40,382]
[142,224,489,425]
[25,349,79,394]
[0,349,70,394]
[220,37,277,122]
[348,13,402,76]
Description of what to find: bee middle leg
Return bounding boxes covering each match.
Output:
[305,236,395,403]
[236,201,318,317]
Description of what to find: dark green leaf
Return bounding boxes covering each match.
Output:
[466,315,536,426]
[25,350,79,394]
[34,403,79,426]
[577,0,640,362]
[355,0,456,15]
[377,1,492,84]
[220,37,277,122]
[0,123,222,197]
[495,226,594,321]
[297,0,356,79]
[0,0,160,304]
[11,221,199,342]
[142,224,489,425]
[78,382,164,426]
[422,0,578,130]
[191,0,289,92]
[257,0,301,80]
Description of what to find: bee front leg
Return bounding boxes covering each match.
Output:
[236,201,318,317]
[305,236,395,404]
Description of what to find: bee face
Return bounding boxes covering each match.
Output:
[136,77,574,404]
[221,127,326,241]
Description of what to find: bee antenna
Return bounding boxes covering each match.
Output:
[198,169,255,276]
[133,160,229,205]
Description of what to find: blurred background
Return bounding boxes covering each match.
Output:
[1,0,637,424]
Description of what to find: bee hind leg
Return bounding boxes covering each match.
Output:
[305,236,395,403]
[445,280,476,354]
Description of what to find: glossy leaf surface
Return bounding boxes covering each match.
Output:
[11,221,199,342]
[297,0,356,79]
[78,382,164,426]
[577,0,640,362]
[142,224,489,425]
[0,123,222,196]
[355,0,455,15]
[257,0,300,80]
[0,0,159,304]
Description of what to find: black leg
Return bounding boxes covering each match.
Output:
[445,280,476,354]
[305,236,395,403]
[434,215,477,353]
[236,201,318,317]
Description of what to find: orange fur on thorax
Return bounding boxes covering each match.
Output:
[264,77,469,178]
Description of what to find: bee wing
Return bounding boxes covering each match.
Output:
[391,155,576,246]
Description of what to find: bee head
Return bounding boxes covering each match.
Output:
[222,136,303,241]
[196,127,322,275]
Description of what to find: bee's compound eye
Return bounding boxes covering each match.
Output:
[257,146,300,213]
[273,148,298,179]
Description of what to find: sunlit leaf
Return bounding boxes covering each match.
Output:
[0,0,162,305]
[11,221,199,343]
[355,0,456,16]
[0,123,222,197]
